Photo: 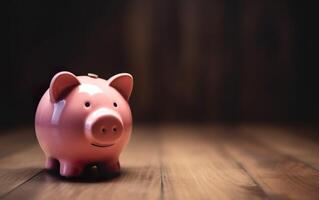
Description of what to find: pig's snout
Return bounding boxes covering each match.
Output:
[85,108,123,145]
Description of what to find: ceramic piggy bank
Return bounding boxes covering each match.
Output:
[35,71,133,177]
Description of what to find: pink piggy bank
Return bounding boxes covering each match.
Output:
[35,71,133,177]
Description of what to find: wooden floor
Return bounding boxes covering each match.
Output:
[0,125,319,200]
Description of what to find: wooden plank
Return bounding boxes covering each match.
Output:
[159,125,267,200]
[0,128,44,197]
[222,126,319,200]
[243,126,319,171]
[2,125,319,199]
[0,128,37,158]
[0,145,44,197]
[2,126,161,200]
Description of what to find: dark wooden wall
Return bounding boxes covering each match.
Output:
[3,0,318,128]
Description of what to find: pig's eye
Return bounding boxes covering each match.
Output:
[113,102,118,107]
[84,101,91,108]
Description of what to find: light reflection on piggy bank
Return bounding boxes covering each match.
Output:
[35,71,133,177]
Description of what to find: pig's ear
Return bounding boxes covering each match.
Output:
[49,71,80,103]
[108,73,133,101]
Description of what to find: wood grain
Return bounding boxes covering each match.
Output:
[0,129,37,158]
[0,128,43,197]
[0,146,44,197]
[159,125,267,200]
[222,126,319,200]
[0,125,319,200]
[243,126,319,170]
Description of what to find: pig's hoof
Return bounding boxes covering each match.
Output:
[45,157,59,171]
[60,162,84,177]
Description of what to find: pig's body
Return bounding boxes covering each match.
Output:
[35,72,133,177]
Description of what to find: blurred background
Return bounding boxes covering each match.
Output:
[3,0,318,129]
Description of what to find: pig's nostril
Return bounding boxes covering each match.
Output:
[112,127,117,132]
[101,128,106,134]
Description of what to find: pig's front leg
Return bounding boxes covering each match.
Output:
[98,160,120,175]
[45,157,59,171]
[59,161,84,177]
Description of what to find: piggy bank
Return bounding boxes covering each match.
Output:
[35,71,133,177]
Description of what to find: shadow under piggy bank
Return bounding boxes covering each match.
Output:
[46,165,123,183]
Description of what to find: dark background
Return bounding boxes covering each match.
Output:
[3,0,319,129]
